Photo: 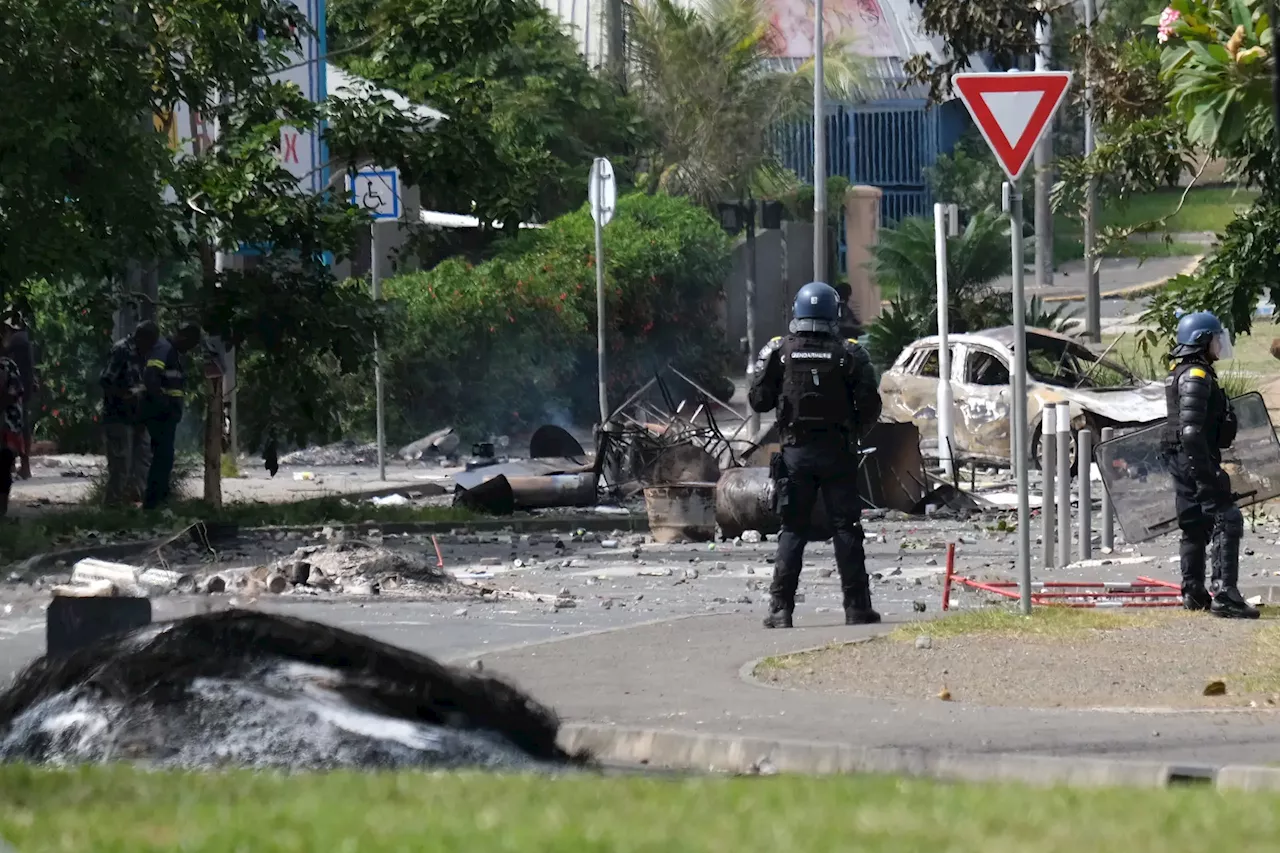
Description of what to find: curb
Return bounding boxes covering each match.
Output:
[558,723,1280,790]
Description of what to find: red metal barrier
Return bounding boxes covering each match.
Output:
[942,551,1183,609]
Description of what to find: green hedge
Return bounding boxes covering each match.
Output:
[381,192,733,442]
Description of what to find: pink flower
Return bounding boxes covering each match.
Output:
[1157,7,1180,43]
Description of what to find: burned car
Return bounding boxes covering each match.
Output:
[879,327,1166,470]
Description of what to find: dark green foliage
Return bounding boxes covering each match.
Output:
[864,207,1078,370]
[328,0,642,237]
[379,193,732,442]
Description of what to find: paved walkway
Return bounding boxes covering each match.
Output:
[989,255,1199,302]
[481,613,1280,766]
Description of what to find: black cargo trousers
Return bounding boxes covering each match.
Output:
[770,439,871,612]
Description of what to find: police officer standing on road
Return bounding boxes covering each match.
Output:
[1162,311,1258,619]
[142,321,202,511]
[748,281,882,629]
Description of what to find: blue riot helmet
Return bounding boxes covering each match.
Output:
[1173,310,1233,361]
[793,281,840,321]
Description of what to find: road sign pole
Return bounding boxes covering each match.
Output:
[1008,183,1033,614]
[812,0,826,284]
[953,69,1073,617]
[934,203,954,480]
[372,223,386,482]
[1083,0,1101,342]
[594,163,609,427]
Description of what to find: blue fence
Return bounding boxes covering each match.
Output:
[774,100,966,273]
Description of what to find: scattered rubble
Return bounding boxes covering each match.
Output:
[279,440,380,467]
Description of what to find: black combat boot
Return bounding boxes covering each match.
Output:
[844,607,881,625]
[1182,585,1211,612]
[1210,585,1259,619]
[842,585,880,626]
[763,597,794,629]
[1210,509,1257,619]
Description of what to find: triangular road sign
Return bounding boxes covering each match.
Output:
[952,71,1073,181]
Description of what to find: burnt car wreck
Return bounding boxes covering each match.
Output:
[879,327,1166,469]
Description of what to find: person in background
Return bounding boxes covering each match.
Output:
[101,322,160,507]
[142,322,202,510]
[4,306,37,480]
[0,318,25,516]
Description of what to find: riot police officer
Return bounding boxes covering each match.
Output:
[748,281,882,628]
[1163,311,1258,619]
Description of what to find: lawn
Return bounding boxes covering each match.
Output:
[1097,187,1259,233]
[1099,328,1280,388]
[1051,186,1257,265]
[7,764,1280,852]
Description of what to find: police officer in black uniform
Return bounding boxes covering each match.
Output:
[1162,310,1258,619]
[749,281,882,629]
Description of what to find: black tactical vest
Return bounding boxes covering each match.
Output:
[779,334,852,439]
[1161,358,1227,459]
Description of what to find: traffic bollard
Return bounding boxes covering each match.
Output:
[1100,426,1114,551]
[1078,428,1092,562]
[1056,408,1072,568]
[1041,403,1056,568]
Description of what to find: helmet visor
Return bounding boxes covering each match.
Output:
[1210,328,1234,361]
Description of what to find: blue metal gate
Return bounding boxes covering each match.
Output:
[774,100,958,273]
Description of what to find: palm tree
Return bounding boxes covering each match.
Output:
[863,207,1075,368]
[625,0,864,208]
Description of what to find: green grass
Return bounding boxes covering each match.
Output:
[8,765,1280,852]
[0,497,479,563]
[1099,187,1258,233]
[1050,186,1256,265]
[887,605,1166,641]
[1100,330,1275,390]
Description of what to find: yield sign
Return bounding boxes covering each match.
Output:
[952,71,1073,181]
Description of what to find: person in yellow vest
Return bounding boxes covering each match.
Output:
[141,322,202,509]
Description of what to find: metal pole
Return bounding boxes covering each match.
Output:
[812,0,826,284]
[1083,0,1100,341]
[947,204,959,238]
[595,164,609,426]
[1099,425,1115,551]
[934,203,954,479]
[1034,7,1054,289]
[1056,409,1071,568]
[1008,183,1032,614]
[372,224,386,481]
[1041,402,1057,568]
[746,198,760,438]
[1078,428,1093,561]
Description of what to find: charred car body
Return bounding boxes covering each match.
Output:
[879,327,1166,469]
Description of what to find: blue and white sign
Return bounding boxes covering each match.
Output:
[348,168,401,221]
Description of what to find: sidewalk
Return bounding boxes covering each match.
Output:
[480,612,1280,769]
[988,255,1199,303]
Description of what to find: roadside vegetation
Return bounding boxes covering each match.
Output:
[6,764,1280,852]
[0,498,479,564]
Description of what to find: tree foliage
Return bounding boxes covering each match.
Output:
[0,0,425,463]
[626,0,864,207]
[863,207,1075,368]
[902,0,1048,101]
[379,192,733,441]
[327,0,642,235]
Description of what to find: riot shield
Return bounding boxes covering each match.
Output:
[1095,392,1280,543]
